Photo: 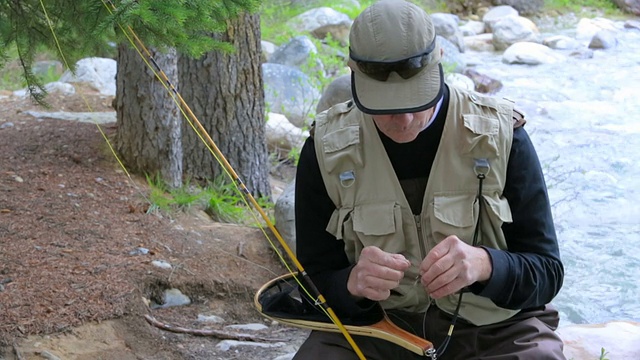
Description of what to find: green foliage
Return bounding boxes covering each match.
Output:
[146,174,203,212]
[599,347,609,360]
[146,173,273,226]
[260,0,370,45]
[0,0,259,102]
[203,176,246,223]
[103,0,259,57]
[544,0,622,16]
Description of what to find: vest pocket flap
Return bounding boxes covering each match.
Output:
[461,114,499,157]
[322,126,360,153]
[463,114,499,135]
[353,202,397,236]
[482,195,513,223]
[326,208,351,240]
[433,194,475,228]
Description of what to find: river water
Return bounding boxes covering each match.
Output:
[465,19,640,326]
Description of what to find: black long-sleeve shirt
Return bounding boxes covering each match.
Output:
[295,87,564,318]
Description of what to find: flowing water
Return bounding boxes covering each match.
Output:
[464,20,640,325]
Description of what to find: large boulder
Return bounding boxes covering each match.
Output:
[492,15,540,51]
[611,0,640,15]
[262,63,320,128]
[316,74,352,114]
[492,0,544,15]
[287,7,352,46]
[59,57,116,96]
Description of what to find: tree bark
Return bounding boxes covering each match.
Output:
[114,45,183,188]
[179,12,270,198]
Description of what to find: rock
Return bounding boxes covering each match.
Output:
[492,15,540,51]
[261,40,278,63]
[482,5,519,32]
[611,0,640,15]
[460,20,487,36]
[543,35,581,50]
[431,13,465,53]
[492,0,544,16]
[557,321,640,359]
[262,63,320,128]
[589,30,618,49]
[287,7,352,46]
[316,74,352,114]
[464,33,495,52]
[463,68,503,94]
[502,42,565,65]
[269,36,321,72]
[157,288,191,308]
[445,73,475,91]
[274,180,296,255]
[624,19,640,30]
[266,113,309,156]
[59,57,116,96]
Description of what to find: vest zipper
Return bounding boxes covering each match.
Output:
[415,214,435,347]
[414,214,427,261]
[414,214,433,307]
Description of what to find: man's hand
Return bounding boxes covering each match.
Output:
[419,236,492,299]
[347,246,411,301]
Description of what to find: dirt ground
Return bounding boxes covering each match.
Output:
[0,86,309,359]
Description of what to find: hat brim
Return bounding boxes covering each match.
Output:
[351,62,444,115]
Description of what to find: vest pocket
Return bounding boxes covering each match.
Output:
[321,125,362,175]
[431,193,512,245]
[432,193,477,242]
[461,114,499,158]
[482,194,513,224]
[327,202,407,263]
[352,202,406,255]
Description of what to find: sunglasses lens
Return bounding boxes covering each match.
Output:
[355,52,432,81]
[356,62,392,81]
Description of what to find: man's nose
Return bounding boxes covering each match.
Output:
[393,113,413,124]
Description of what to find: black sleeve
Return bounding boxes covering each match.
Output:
[469,126,565,310]
[295,137,376,317]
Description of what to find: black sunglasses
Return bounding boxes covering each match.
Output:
[349,38,438,82]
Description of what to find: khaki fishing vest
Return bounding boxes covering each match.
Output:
[313,86,520,326]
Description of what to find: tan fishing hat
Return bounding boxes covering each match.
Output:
[348,0,443,114]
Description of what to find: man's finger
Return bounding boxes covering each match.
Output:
[361,246,411,271]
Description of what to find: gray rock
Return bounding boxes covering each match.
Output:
[261,40,278,63]
[492,0,544,15]
[492,16,540,51]
[463,68,503,94]
[262,63,320,128]
[543,35,581,50]
[502,42,565,65]
[569,48,594,59]
[316,74,352,114]
[431,13,465,53]
[438,36,466,73]
[624,19,640,30]
[269,36,321,72]
[482,5,519,32]
[611,0,640,15]
[287,7,352,46]
[59,57,116,96]
[589,30,618,49]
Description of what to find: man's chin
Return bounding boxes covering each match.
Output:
[388,133,419,144]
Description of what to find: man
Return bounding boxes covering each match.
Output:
[293,1,565,359]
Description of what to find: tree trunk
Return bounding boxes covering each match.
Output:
[179,12,270,198]
[114,45,183,188]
